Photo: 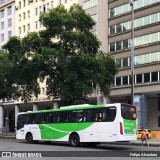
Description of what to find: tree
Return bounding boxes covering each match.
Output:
[3,4,117,105]
[0,50,18,100]
[2,35,40,102]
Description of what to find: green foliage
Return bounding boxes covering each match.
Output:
[2,4,117,105]
[0,50,18,100]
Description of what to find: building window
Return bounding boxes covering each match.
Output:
[8,31,12,39]
[116,24,122,33]
[35,7,38,16]
[122,58,128,67]
[35,21,38,29]
[151,52,159,62]
[23,25,26,33]
[19,14,21,22]
[1,33,4,42]
[151,72,158,82]
[110,32,160,52]
[110,43,115,52]
[0,9,4,18]
[144,73,150,83]
[8,6,12,15]
[122,76,128,85]
[144,54,150,64]
[19,27,21,34]
[27,23,30,32]
[115,59,121,68]
[23,12,26,20]
[23,0,26,7]
[116,77,121,86]
[83,0,97,10]
[39,6,42,15]
[27,10,30,18]
[1,21,4,30]
[136,74,142,84]
[43,5,46,12]
[109,0,159,18]
[19,1,21,9]
[47,3,50,11]
[123,40,129,49]
[110,26,115,35]
[116,41,122,50]
[8,18,12,27]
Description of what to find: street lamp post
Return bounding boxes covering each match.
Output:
[129,0,135,105]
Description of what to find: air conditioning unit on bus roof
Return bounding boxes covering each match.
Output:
[60,104,90,109]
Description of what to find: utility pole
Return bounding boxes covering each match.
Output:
[129,0,135,105]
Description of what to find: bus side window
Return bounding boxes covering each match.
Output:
[36,113,46,124]
[54,112,60,123]
[82,110,89,122]
[46,112,54,123]
[88,109,98,122]
[103,107,116,122]
[69,111,77,122]
[26,114,36,124]
[59,111,69,122]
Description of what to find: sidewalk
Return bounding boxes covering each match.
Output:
[0,132,16,139]
[109,139,160,147]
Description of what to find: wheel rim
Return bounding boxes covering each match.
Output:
[72,136,77,145]
[70,134,79,146]
[27,134,33,142]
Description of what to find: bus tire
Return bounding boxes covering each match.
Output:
[69,133,80,147]
[26,133,34,143]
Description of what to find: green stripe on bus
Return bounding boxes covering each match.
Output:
[26,105,105,114]
[38,122,94,140]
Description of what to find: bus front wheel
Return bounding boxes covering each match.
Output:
[69,134,80,147]
[26,133,34,143]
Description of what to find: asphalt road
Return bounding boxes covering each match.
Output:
[0,139,160,160]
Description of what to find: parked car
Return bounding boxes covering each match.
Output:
[137,129,151,139]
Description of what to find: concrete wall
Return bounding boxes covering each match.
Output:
[148,98,160,130]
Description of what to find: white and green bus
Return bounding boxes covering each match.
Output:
[16,103,137,146]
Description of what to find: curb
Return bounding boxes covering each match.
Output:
[0,137,16,139]
[0,135,16,139]
[107,142,160,147]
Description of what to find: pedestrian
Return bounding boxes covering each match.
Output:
[141,128,149,147]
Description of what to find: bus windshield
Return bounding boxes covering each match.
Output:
[121,104,136,120]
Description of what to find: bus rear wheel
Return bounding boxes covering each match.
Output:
[26,133,34,143]
[69,134,80,147]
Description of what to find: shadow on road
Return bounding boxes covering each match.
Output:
[18,140,133,151]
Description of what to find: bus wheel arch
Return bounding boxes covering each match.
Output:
[69,132,80,147]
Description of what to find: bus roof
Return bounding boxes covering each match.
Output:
[18,104,106,115]
[17,103,129,115]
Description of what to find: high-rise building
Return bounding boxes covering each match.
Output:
[0,0,15,49]
[108,0,160,130]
